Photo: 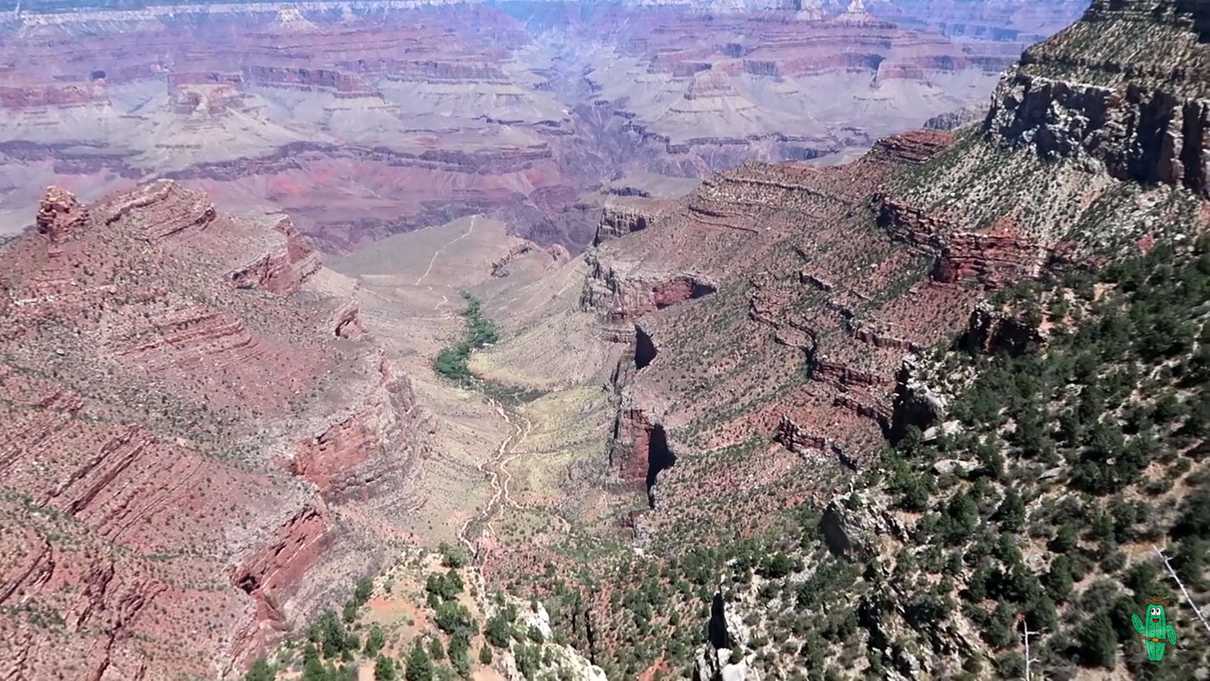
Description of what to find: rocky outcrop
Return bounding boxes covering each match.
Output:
[816,486,911,557]
[958,300,1042,356]
[230,504,332,649]
[291,416,378,493]
[581,252,718,324]
[229,218,322,294]
[985,72,1210,197]
[875,195,1049,288]
[776,412,863,469]
[776,415,838,457]
[931,229,1048,288]
[874,193,952,251]
[981,0,1210,197]
[35,186,89,243]
[609,408,677,508]
[485,594,607,681]
[694,591,761,681]
[595,202,661,245]
[331,300,366,339]
[923,105,983,131]
[489,241,563,277]
[290,358,417,496]
[870,129,954,164]
[99,180,217,240]
[889,354,948,441]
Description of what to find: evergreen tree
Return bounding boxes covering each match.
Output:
[1077,611,1117,669]
[449,634,471,678]
[406,642,433,681]
[319,610,349,659]
[1044,555,1074,602]
[365,624,387,657]
[244,658,276,681]
[302,655,329,681]
[375,656,396,681]
[354,577,374,606]
[484,611,514,648]
[993,490,1026,531]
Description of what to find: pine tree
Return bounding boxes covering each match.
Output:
[994,489,1025,531]
[374,655,396,681]
[1077,611,1117,669]
[365,624,386,657]
[302,655,329,681]
[319,610,349,659]
[406,642,433,681]
[428,636,445,661]
[354,576,374,605]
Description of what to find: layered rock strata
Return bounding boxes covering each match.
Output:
[0,183,428,680]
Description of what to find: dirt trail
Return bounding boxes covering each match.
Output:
[415,215,477,286]
[457,395,527,560]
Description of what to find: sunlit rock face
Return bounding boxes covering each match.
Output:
[0,182,430,680]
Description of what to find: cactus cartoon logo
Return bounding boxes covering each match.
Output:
[1131,599,1178,662]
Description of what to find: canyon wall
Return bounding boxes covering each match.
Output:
[0,0,1082,252]
[0,182,428,680]
[985,0,1210,197]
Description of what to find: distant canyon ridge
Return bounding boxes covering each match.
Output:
[0,0,1087,252]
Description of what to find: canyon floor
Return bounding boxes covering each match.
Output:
[328,213,633,581]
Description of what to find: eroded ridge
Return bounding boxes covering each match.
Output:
[0,183,428,679]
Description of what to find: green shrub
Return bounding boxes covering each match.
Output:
[244,658,276,681]
[406,641,433,681]
[375,656,396,681]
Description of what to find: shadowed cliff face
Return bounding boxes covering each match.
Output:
[644,423,676,508]
[982,0,1210,200]
[634,324,658,370]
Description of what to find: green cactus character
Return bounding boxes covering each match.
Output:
[1132,601,1178,662]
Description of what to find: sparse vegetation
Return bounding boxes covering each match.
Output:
[435,293,498,382]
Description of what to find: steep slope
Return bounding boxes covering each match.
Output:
[460,1,1208,678]
[696,233,1210,680]
[678,1,1210,679]
[0,182,429,679]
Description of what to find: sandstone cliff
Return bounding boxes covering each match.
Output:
[0,183,429,680]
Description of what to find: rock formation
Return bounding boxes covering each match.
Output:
[985,0,1210,197]
[34,186,88,242]
[0,183,429,680]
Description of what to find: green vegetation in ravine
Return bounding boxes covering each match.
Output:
[434,293,498,382]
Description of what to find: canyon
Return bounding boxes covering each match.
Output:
[0,0,1083,255]
[9,1,1210,681]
